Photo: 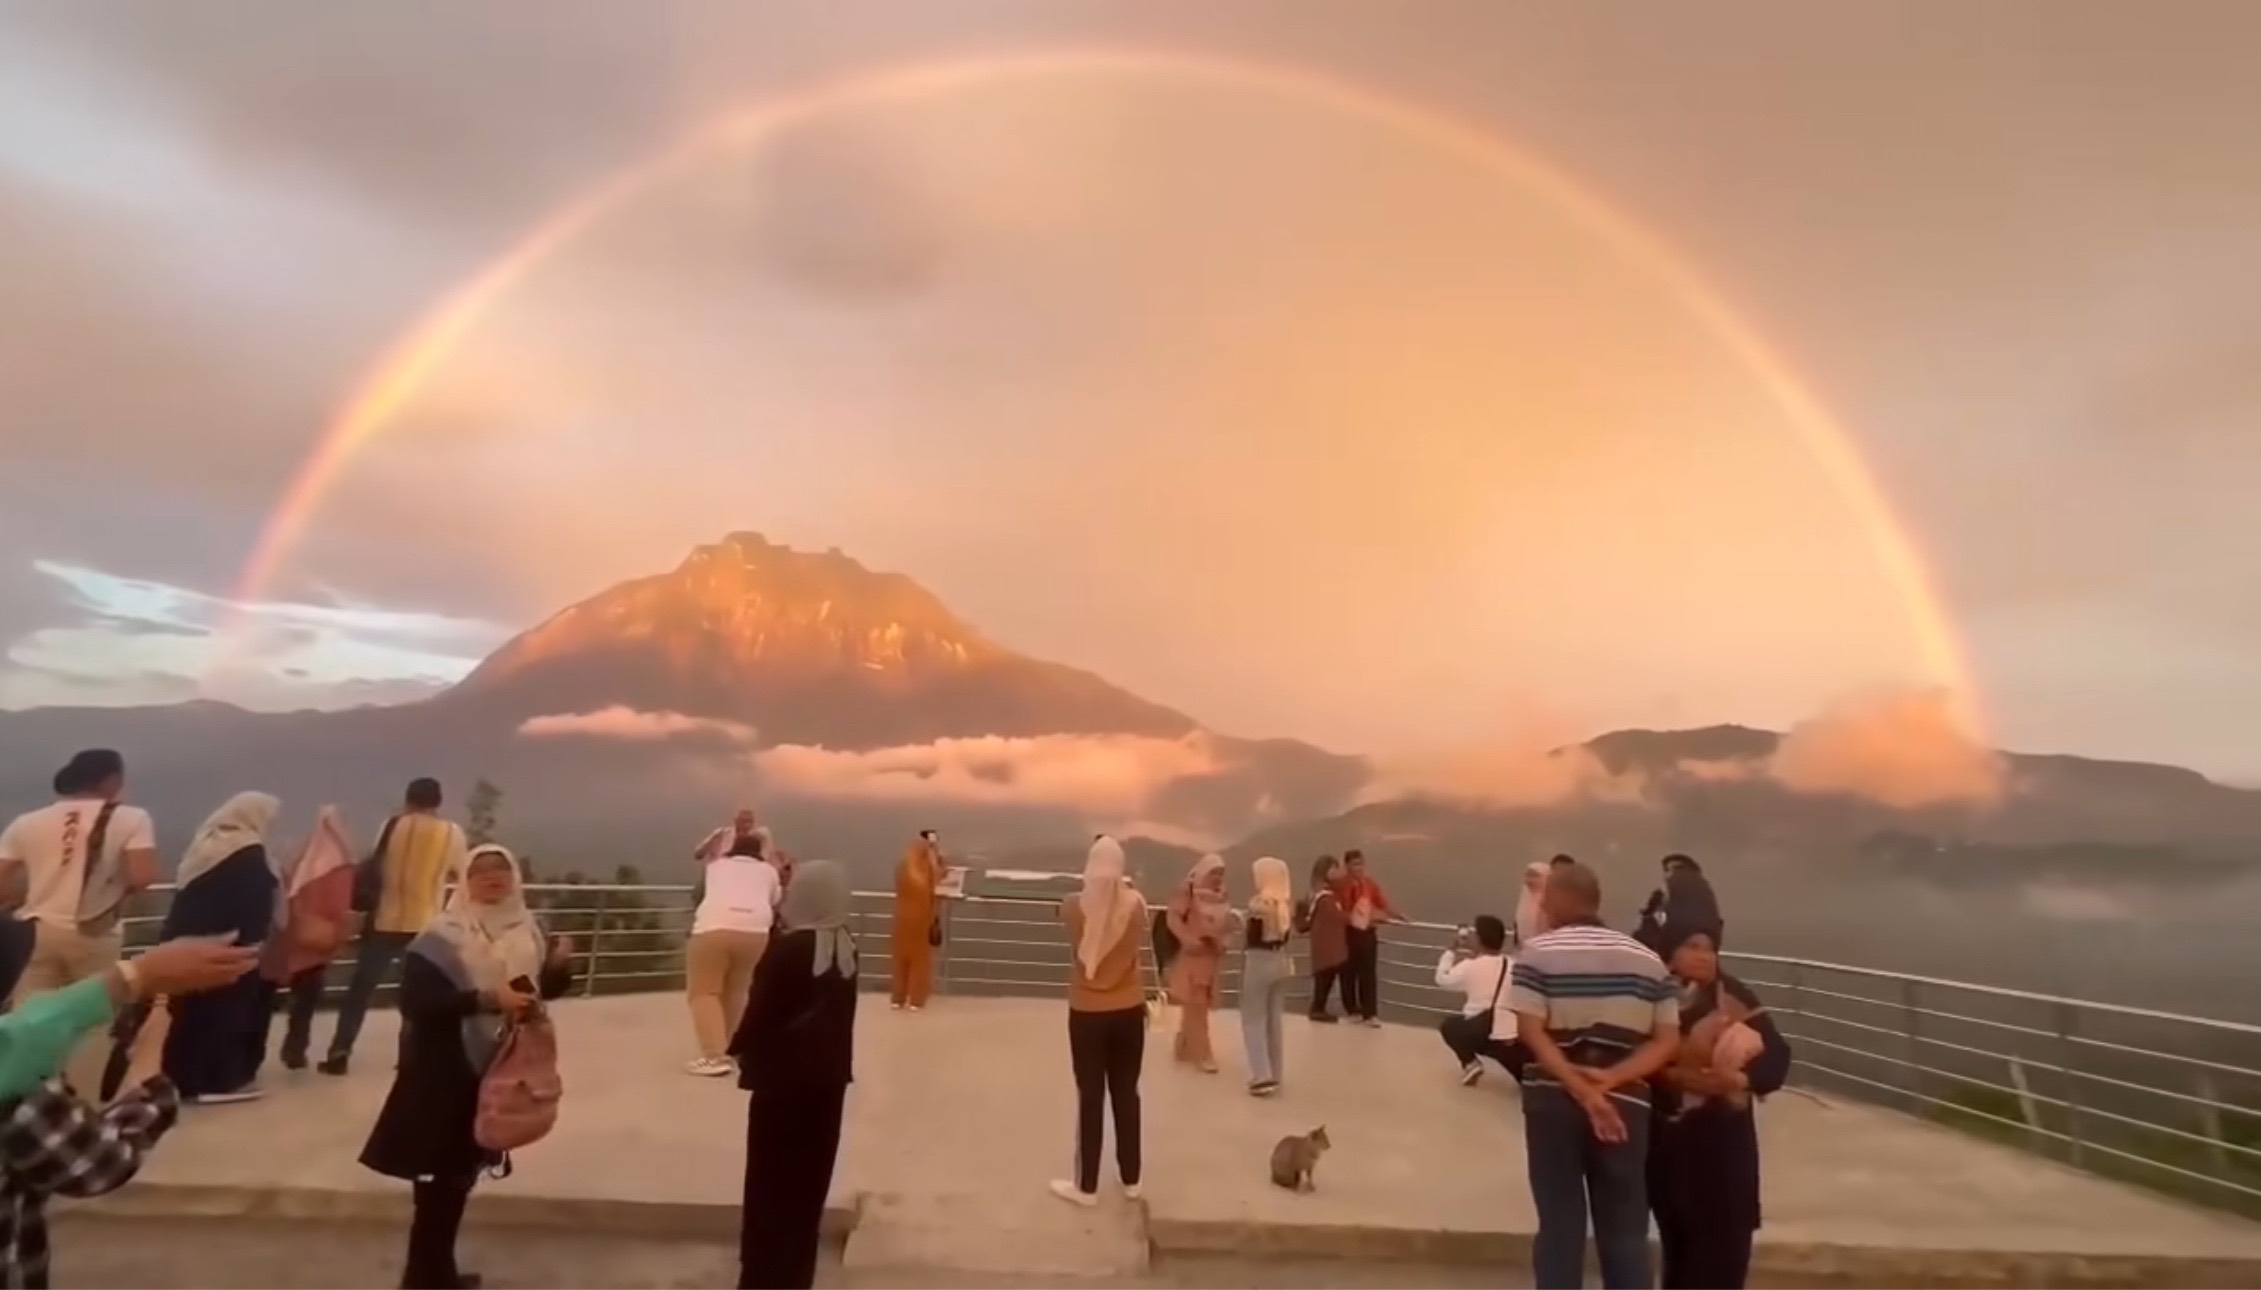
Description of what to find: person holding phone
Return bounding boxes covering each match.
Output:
[0,936,258,1288]
[359,845,575,1290]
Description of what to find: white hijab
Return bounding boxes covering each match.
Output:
[177,791,279,888]
[419,843,544,994]
[1515,860,1551,947]
[1077,836,1142,979]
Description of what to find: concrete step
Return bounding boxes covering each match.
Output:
[843,1187,1150,1279]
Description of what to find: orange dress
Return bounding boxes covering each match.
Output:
[890,843,941,1007]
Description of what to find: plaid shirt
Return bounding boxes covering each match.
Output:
[0,1076,179,1289]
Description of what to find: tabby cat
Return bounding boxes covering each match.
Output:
[1268,1125,1330,1191]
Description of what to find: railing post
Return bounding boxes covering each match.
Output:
[937,899,953,995]
[583,888,608,998]
[1899,977,1923,1115]
[2054,1001,2086,1167]
[2196,1071,2231,1177]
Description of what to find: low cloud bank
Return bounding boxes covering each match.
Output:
[751,732,1222,819]
[1375,689,2004,812]
[517,706,759,744]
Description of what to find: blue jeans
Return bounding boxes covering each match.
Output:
[1523,1082,1652,1290]
[327,930,412,1061]
[1238,948,1291,1084]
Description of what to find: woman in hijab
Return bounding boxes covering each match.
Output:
[1298,856,1348,1022]
[158,791,281,1103]
[889,831,943,1011]
[1238,857,1296,1096]
[1648,922,1791,1290]
[1051,836,1147,1209]
[1513,860,1551,949]
[360,845,575,1290]
[731,859,858,1290]
[265,806,357,1072]
[1163,854,1232,1072]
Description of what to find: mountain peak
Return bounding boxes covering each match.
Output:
[436,534,1208,748]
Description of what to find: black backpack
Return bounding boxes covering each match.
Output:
[1150,908,1180,974]
[351,815,400,915]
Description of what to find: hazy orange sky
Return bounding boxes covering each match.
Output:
[1,2,2255,778]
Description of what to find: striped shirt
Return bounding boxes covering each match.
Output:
[1509,920,1676,1103]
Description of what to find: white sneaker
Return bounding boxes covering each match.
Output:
[1362,1016,1384,1028]
[1048,1180,1098,1208]
[908,1004,923,1012]
[890,1001,904,1011]
[685,1057,733,1077]
[1122,1181,1144,1201]
[1461,1061,1484,1086]
[189,1086,264,1105]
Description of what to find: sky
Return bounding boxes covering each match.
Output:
[0,1,2256,780]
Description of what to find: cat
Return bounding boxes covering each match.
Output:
[1268,1125,1330,1192]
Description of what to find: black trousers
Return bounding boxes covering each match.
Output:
[403,1171,477,1290]
[1343,928,1380,1020]
[1307,966,1341,1016]
[740,1081,848,1290]
[1067,1006,1145,1195]
[1438,1016,1527,1075]
[270,965,326,1066]
[1658,1212,1755,1290]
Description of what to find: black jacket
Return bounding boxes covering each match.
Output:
[731,930,857,1094]
[359,945,574,1181]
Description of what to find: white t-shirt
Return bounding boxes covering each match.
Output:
[693,856,782,936]
[0,799,156,925]
[1435,950,1519,1042]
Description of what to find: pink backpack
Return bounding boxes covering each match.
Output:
[475,1016,563,1154]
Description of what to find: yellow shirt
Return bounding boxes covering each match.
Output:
[371,813,467,935]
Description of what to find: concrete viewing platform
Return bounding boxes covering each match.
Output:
[88,993,2261,1286]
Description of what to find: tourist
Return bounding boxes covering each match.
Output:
[1238,856,1296,1096]
[1649,925,1790,1290]
[1435,914,1520,1085]
[1051,836,1147,1208]
[685,831,782,1077]
[1299,855,1348,1023]
[322,777,468,1076]
[889,830,944,1011]
[158,791,282,1104]
[1164,854,1231,1073]
[0,749,159,1093]
[1634,854,1724,957]
[1514,860,1551,949]
[359,844,575,1290]
[1510,861,1680,1290]
[267,806,357,1072]
[732,859,858,1290]
[0,936,260,1288]
[694,808,760,863]
[1339,849,1403,1027]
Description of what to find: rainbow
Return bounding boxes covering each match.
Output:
[223,46,1986,734]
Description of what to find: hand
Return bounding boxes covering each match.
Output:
[1579,1089,1629,1144]
[132,937,260,999]
[547,935,576,966]
[492,982,535,1016]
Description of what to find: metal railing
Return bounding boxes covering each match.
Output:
[116,880,2261,1218]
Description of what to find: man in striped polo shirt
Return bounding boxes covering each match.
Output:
[1510,861,1680,1290]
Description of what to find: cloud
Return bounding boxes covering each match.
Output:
[1767,690,2004,809]
[0,559,501,710]
[1372,688,2005,812]
[1367,740,1649,810]
[751,733,1222,819]
[516,706,759,744]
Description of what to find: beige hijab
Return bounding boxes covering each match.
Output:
[1515,860,1550,947]
[177,791,280,888]
[1249,856,1294,939]
[1077,836,1142,978]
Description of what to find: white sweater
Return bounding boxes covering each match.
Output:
[1435,950,1518,1041]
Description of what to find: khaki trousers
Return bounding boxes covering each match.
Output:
[11,921,123,1098]
[686,929,768,1059]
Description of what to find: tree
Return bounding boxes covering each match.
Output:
[465,778,503,848]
